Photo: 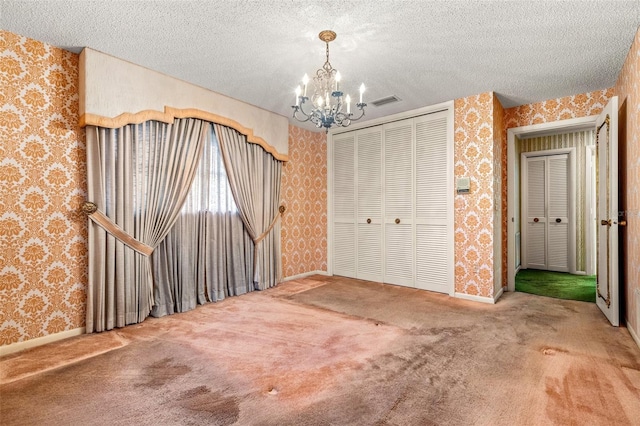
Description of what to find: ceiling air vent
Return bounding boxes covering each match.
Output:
[371,95,401,107]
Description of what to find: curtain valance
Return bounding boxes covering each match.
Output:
[80,106,289,162]
[79,48,289,160]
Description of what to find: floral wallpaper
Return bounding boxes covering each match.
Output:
[454,92,497,298]
[503,88,613,129]
[0,30,87,346]
[614,27,639,335]
[493,95,506,293]
[281,125,327,278]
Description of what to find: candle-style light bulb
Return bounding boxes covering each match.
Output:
[317,96,323,108]
[295,86,301,106]
[335,71,341,92]
[302,74,309,97]
[359,83,365,104]
[346,94,351,114]
[325,92,330,108]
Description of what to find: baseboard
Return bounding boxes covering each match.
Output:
[0,327,85,357]
[283,270,329,282]
[493,287,504,303]
[627,321,640,350]
[454,292,495,304]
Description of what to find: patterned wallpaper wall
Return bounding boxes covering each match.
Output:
[503,89,614,128]
[454,92,497,298]
[614,27,639,335]
[280,126,328,278]
[0,31,87,346]
[493,95,506,293]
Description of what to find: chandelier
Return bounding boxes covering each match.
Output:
[292,30,366,131]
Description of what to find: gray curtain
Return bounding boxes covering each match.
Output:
[214,124,283,290]
[151,126,254,317]
[86,118,208,332]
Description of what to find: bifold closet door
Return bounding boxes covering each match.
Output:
[414,113,450,293]
[332,132,356,278]
[523,154,569,272]
[383,119,414,287]
[356,128,383,282]
[547,155,569,271]
[525,157,547,269]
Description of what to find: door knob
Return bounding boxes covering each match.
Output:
[366,218,371,224]
[533,218,539,223]
[617,220,627,226]
[555,218,561,223]
[395,218,401,224]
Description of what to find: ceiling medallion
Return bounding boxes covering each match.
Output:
[292,30,366,132]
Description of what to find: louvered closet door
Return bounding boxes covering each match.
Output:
[383,119,414,287]
[525,157,547,269]
[547,154,569,272]
[333,132,356,278]
[356,128,383,282]
[414,112,450,293]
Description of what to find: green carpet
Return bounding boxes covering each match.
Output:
[515,269,596,302]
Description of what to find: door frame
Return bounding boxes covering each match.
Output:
[585,145,597,275]
[520,148,576,274]
[507,116,597,292]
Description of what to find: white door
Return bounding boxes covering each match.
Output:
[522,154,570,272]
[414,112,450,293]
[356,128,383,282]
[383,119,414,287]
[596,96,619,326]
[332,132,356,278]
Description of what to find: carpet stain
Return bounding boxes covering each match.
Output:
[179,390,240,425]
[544,365,633,425]
[541,347,569,356]
[524,312,561,330]
[137,357,191,389]
[179,385,211,399]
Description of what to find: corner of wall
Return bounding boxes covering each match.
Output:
[281,125,328,279]
[454,92,497,299]
[0,30,87,347]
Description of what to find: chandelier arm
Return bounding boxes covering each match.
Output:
[297,98,312,116]
[292,103,312,123]
[350,103,367,121]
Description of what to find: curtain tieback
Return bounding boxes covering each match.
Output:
[253,205,286,245]
[82,202,154,256]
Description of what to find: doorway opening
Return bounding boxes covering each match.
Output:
[507,116,598,301]
[507,97,621,325]
[514,130,596,302]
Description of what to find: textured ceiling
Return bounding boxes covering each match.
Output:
[2,0,639,131]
